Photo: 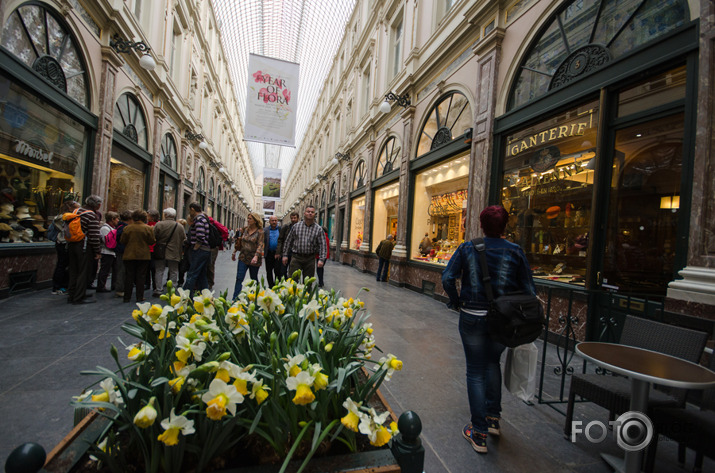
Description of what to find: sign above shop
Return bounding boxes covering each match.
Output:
[507,120,591,158]
[14,139,53,165]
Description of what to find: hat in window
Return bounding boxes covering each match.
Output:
[0,203,13,219]
[15,205,32,220]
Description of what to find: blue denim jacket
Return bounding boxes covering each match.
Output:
[441,237,536,310]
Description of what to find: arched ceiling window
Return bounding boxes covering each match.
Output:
[353,159,366,190]
[161,133,177,170]
[377,136,400,177]
[114,93,148,149]
[197,167,206,194]
[329,182,336,203]
[509,0,688,111]
[1,3,89,106]
[416,91,472,157]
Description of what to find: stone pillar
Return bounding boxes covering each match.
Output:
[666,1,715,316]
[147,107,166,209]
[359,140,376,255]
[392,106,415,259]
[92,46,123,204]
[467,30,503,239]
[341,163,352,252]
[176,140,190,216]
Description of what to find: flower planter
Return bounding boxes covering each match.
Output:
[41,389,402,473]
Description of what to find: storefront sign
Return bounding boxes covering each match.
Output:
[507,121,590,157]
[14,139,54,164]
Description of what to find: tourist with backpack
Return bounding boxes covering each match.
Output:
[183,203,211,292]
[119,209,156,303]
[65,195,102,305]
[152,208,186,295]
[50,200,79,295]
[96,211,119,293]
[441,205,537,454]
[231,212,264,299]
[206,216,228,291]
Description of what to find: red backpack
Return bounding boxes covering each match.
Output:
[103,224,118,249]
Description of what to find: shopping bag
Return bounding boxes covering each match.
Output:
[503,342,539,403]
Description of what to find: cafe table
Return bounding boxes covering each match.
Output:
[575,341,715,473]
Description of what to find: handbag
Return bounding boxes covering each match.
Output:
[153,223,178,260]
[472,238,545,348]
[503,343,539,403]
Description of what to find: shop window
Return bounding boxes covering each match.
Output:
[114,93,148,149]
[509,0,688,110]
[502,101,599,285]
[350,195,365,250]
[161,133,177,170]
[371,182,399,252]
[416,92,472,157]
[353,160,366,190]
[617,66,686,118]
[108,157,146,213]
[377,136,400,177]
[1,4,89,107]
[602,114,684,293]
[328,208,336,241]
[320,190,326,208]
[329,182,336,203]
[209,178,215,199]
[0,76,87,244]
[410,153,469,265]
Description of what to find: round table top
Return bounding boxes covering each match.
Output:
[576,342,715,389]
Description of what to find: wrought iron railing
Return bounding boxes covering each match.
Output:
[535,284,666,414]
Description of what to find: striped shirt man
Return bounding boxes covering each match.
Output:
[78,207,101,255]
[189,213,210,248]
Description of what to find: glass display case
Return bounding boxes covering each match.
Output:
[371,182,399,251]
[350,195,365,250]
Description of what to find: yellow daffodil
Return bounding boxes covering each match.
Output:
[286,371,315,405]
[201,379,244,420]
[371,425,392,447]
[341,398,364,432]
[169,376,185,393]
[91,378,124,406]
[215,360,240,383]
[250,379,270,405]
[175,334,206,362]
[299,300,321,321]
[232,370,256,396]
[157,408,195,446]
[133,398,157,428]
[126,342,151,361]
[257,289,282,313]
[192,289,216,317]
[131,309,142,321]
[146,304,163,321]
[379,354,403,381]
[283,354,305,377]
[358,408,393,447]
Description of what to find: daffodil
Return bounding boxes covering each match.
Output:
[286,371,315,405]
[215,360,241,383]
[157,408,195,446]
[146,304,163,322]
[232,370,256,396]
[379,354,403,381]
[257,289,282,313]
[341,398,364,432]
[358,408,393,447]
[309,364,329,391]
[283,354,305,377]
[250,378,270,405]
[133,397,157,428]
[175,334,206,362]
[91,378,124,406]
[126,342,152,361]
[192,289,216,317]
[201,379,244,420]
[299,299,321,321]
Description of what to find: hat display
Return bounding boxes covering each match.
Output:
[0,203,13,219]
[15,205,32,220]
[0,223,12,232]
[33,223,47,232]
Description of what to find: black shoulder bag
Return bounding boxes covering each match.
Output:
[154,223,178,260]
[472,238,545,348]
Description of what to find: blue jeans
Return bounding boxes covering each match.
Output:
[183,248,210,293]
[377,257,390,281]
[233,260,259,299]
[459,310,505,435]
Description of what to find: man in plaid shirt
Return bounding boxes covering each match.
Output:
[282,205,327,280]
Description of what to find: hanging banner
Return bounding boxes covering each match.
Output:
[245,54,299,146]
[262,167,282,200]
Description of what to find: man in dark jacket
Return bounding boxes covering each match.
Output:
[263,215,281,287]
[67,195,102,304]
[275,211,299,279]
[375,234,395,282]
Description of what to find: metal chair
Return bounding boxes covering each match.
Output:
[564,315,709,438]
[645,350,715,473]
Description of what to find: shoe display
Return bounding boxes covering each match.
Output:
[72,299,97,305]
[463,424,487,453]
[486,416,500,436]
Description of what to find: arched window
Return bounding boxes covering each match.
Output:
[114,93,148,149]
[509,0,688,111]
[209,178,215,199]
[320,190,326,208]
[217,185,222,205]
[377,136,400,177]
[329,182,337,203]
[353,160,366,190]
[1,4,89,106]
[161,133,177,170]
[197,167,205,193]
[416,91,472,157]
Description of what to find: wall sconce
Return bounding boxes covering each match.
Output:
[379,91,411,113]
[110,34,156,71]
[219,167,226,174]
[315,173,327,185]
[332,151,351,165]
[185,130,208,149]
[660,195,680,210]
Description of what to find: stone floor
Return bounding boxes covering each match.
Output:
[1,251,712,472]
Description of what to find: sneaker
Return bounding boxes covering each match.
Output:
[115,292,124,298]
[486,416,500,436]
[463,424,487,453]
[52,288,67,295]
[152,290,162,297]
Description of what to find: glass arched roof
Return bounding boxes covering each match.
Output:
[212,0,356,178]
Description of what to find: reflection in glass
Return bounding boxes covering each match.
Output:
[350,196,365,250]
[416,92,472,157]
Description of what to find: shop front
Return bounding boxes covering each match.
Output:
[493,0,697,338]
[159,133,179,211]
[0,2,96,296]
[349,194,365,251]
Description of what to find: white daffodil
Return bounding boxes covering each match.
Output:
[341,398,366,432]
[157,408,195,446]
[175,334,206,363]
[126,342,152,361]
[286,370,316,405]
[201,378,244,420]
[232,369,257,396]
[283,354,306,377]
[215,360,242,383]
[91,378,124,407]
[250,378,270,405]
[299,299,321,321]
[358,408,393,447]
[378,353,403,381]
[225,307,249,337]
[193,289,216,317]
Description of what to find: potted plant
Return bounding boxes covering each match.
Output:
[55,272,403,473]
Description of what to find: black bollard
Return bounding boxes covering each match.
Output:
[4,442,46,473]
[390,411,425,473]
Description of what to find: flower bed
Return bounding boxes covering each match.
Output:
[65,273,402,473]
